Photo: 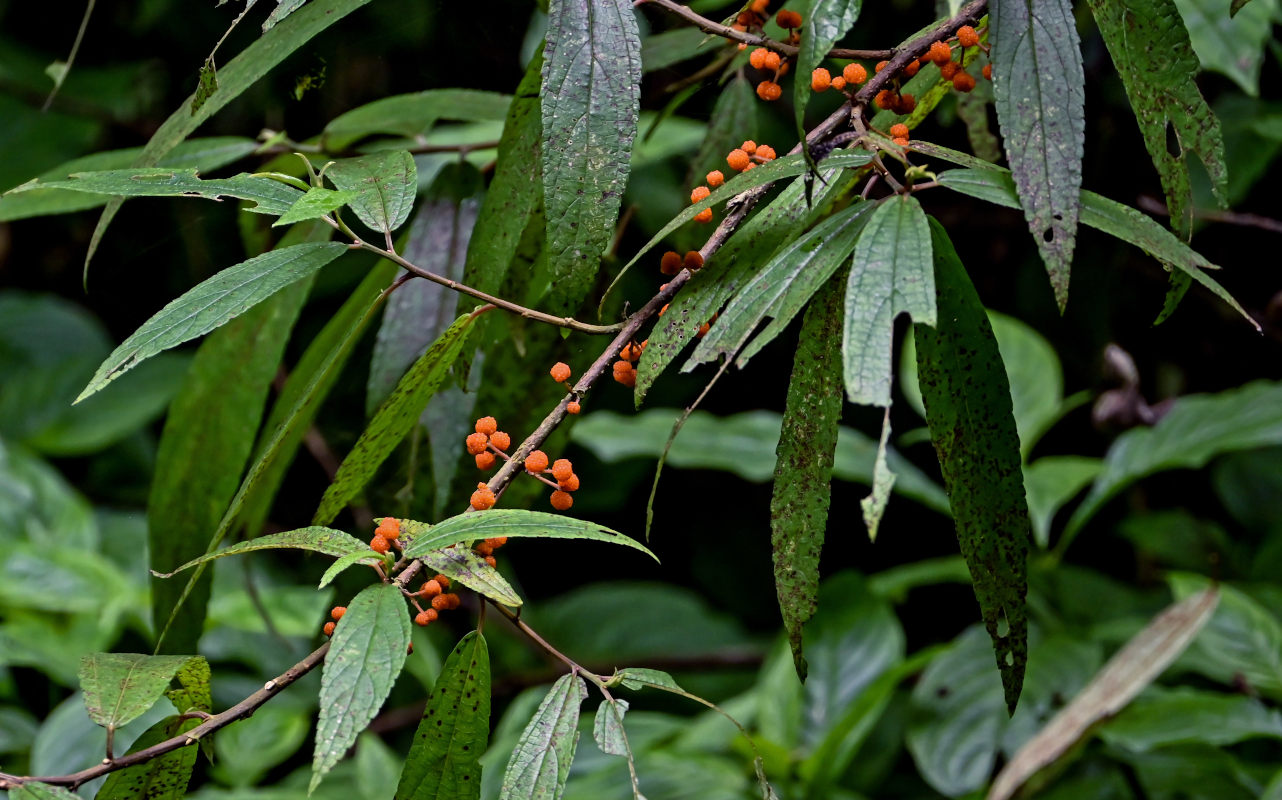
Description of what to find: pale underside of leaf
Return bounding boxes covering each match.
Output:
[499,673,588,800]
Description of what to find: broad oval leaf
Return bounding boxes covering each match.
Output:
[79,654,201,732]
[591,699,629,757]
[311,582,412,793]
[1023,456,1101,548]
[5,169,302,216]
[991,0,1086,310]
[541,0,641,313]
[78,241,348,402]
[610,668,683,693]
[1173,0,1274,96]
[274,186,361,227]
[326,151,418,235]
[499,673,588,800]
[151,527,368,578]
[914,219,1029,713]
[313,313,476,525]
[401,509,656,561]
[395,631,490,800]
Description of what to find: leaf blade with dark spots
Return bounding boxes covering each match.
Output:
[499,673,588,800]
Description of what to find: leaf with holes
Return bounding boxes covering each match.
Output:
[4,168,298,216]
[326,151,417,235]
[499,673,588,800]
[990,0,1085,310]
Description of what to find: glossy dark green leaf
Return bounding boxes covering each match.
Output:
[411,534,523,607]
[991,0,1085,310]
[1100,687,1282,751]
[1170,573,1282,695]
[313,313,475,525]
[499,673,588,800]
[79,242,346,401]
[794,0,861,135]
[79,654,198,731]
[591,700,629,757]
[312,583,413,793]
[326,151,417,235]
[540,0,641,313]
[396,631,490,800]
[1174,0,1273,95]
[1087,0,1227,238]
[95,715,199,800]
[6,169,301,216]
[770,276,844,679]
[151,527,369,577]
[1023,456,1101,548]
[1066,380,1282,538]
[915,219,1029,713]
[274,186,360,226]
[843,194,934,406]
[401,509,655,561]
[9,783,83,800]
[324,90,512,149]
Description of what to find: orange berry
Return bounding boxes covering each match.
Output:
[446,593,462,610]
[475,416,497,436]
[370,535,390,554]
[323,621,336,636]
[741,140,758,155]
[421,579,442,597]
[558,473,580,492]
[940,61,960,81]
[983,63,992,80]
[927,40,952,64]
[749,48,769,70]
[731,21,747,31]
[751,0,769,11]
[892,136,910,146]
[776,9,802,28]
[475,541,494,556]
[524,450,550,473]
[612,361,637,387]
[487,536,508,548]
[465,432,489,455]
[957,25,980,48]
[470,483,496,510]
[476,451,496,469]
[755,145,777,161]
[776,61,789,76]
[660,250,682,276]
[658,304,669,317]
[375,522,399,540]
[550,362,572,383]
[736,10,754,25]
[489,431,511,451]
[890,123,909,139]
[620,342,641,361]
[567,401,581,415]
[691,185,711,204]
[830,76,846,91]
[738,42,748,50]
[684,251,704,270]
[415,609,438,626]
[727,149,751,171]
[904,59,921,77]
[952,71,976,92]
[843,63,867,84]
[874,60,889,73]
[874,89,895,109]
[811,67,831,91]
[550,490,574,511]
[742,162,756,170]
[694,208,714,223]
[331,606,347,620]
[485,555,497,567]
[756,80,782,101]
[431,594,451,611]
[706,170,725,187]
[432,574,450,588]
[762,51,782,71]
[895,93,916,113]
[551,458,575,482]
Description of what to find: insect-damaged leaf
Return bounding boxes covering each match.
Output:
[79,654,202,733]
[395,631,490,800]
[5,168,301,216]
[96,714,200,800]
[770,274,843,680]
[326,151,418,235]
[312,583,412,793]
[410,535,523,607]
[499,673,588,800]
[591,699,630,757]
[541,0,641,314]
[914,219,1029,714]
[1086,0,1227,239]
[991,0,1085,311]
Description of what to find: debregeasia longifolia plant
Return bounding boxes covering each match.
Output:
[0,0,1259,798]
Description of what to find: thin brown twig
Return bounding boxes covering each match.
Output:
[641,0,892,60]
[1137,195,1282,235]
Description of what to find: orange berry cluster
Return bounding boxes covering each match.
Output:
[472,535,508,568]
[322,604,346,637]
[466,415,512,471]
[370,516,400,554]
[660,249,704,276]
[685,138,776,224]
[613,339,646,387]
[523,450,581,510]
[920,25,988,94]
[414,574,463,626]
[811,61,867,93]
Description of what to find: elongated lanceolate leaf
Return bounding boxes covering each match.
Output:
[79,654,200,732]
[312,583,412,793]
[988,588,1219,800]
[1087,0,1227,238]
[324,90,512,148]
[402,509,655,561]
[326,151,417,235]
[78,242,347,402]
[410,533,523,607]
[395,631,490,800]
[541,0,641,314]
[151,527,368,577]
[843,194,934,406]
[1169,572,1282,695]
[991,0,1085,310]
[935,167,1257,329]
[96,714,200,800]
[770,276,844,680]
[499,673,588,800]
[318,551,385,588]
[6,169,301,216]
[794,0,861,134]
[915,220,1029,713]
[313,313,476,525]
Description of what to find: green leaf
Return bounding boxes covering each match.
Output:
[641,28,714,72]
[990,0,1085,310]
[1066,381,1282,538]
[687,74,756,191]
[936,167,1258,330]
[610,668,683,693]
[1170,573,1282,695]
[6,168,301,216]
[540,0,641,313]
[324,90,512,149]
[313,313,476,525]
[499,673,588,800]
[318,550,385,589]
[191,60,218,115]
[401,509,656,561]
[794,0,861,138]
[1087,0,1228,237]
[78,241,346,402]
[326,151,418,235]
[9,783,84,800]
[152,527,369,577]
[1173,0,1274,95]
[274,186,361,227]
[312,583,413,793]
[396,631,490,800]
[770,276,844,680]
[591,699,630,756]
[914,219,1029,713]
[79,654,198,732]
[691,200,876,369]
[95,715,199,800]
[164,655,211,715]
[413,537,523,607]
[842,194,934,406]
[860,410,896,540]
[1100,687,1282,751]
[1023,456,1101,548]
[264,0,308,30]
[85,0,374,272]
[210,706,310,788]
